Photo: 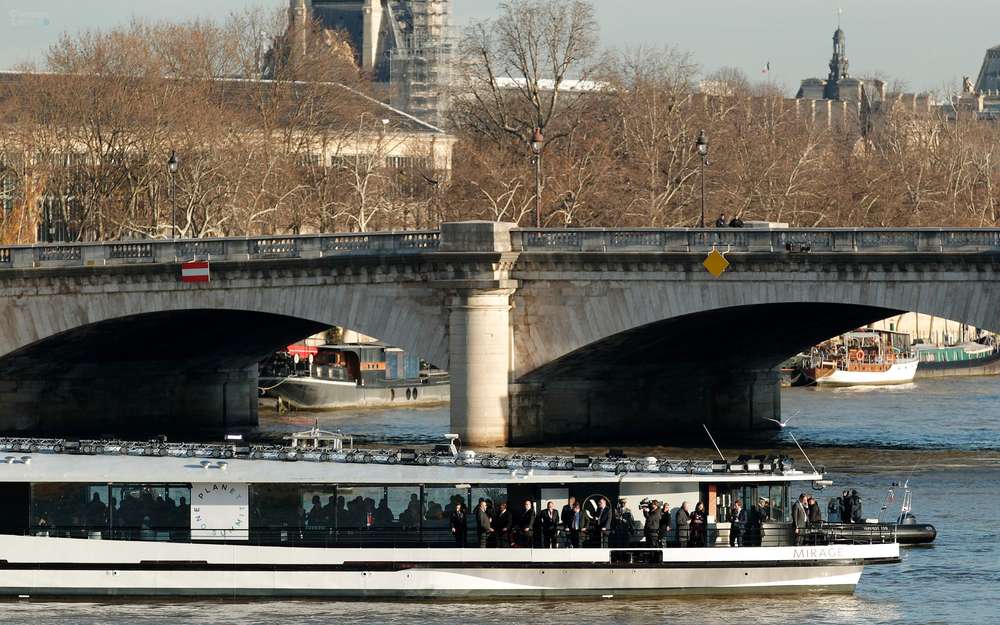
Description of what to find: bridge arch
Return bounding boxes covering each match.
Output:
[0,275,448,436]
[509,260,1000,444]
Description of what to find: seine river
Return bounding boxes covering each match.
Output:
[3,377,998,625]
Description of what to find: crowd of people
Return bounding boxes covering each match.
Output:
[445,496,730,549]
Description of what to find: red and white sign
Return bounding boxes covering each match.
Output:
[180,261,210,283]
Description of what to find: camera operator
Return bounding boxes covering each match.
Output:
[641,499,663,548]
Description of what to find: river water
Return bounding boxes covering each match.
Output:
[3,377,998,625]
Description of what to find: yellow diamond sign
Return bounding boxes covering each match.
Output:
[703,248,730,277]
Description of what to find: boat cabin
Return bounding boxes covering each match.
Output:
[0,438,840,550]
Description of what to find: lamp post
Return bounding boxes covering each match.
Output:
[530,127,544,228]
[695,129,709,228]
[167,150,178,239]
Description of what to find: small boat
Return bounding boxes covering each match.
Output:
[260,342,449,410]
[825,482,936,546]
[801,330,918,387]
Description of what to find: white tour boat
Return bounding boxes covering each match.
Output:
[803,330,918,386]
[0,431,900,598]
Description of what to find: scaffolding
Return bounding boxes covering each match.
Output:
[387,0,454,128]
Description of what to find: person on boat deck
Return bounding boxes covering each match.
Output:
[714,213,727,228]
[828,494,843,523]
[560,497,577,547]
[566,501,583,548]
[450,503,468,548]
[850,489,864,523]
[807,497,823,526]
[475,499,493,548]
[540,501,560,548]
[306,495,325,527]
[642,500,663,547]
[658,501,672,546]
[495,501,512,547]
[675,501,691,546]
[792,493,808,545]
[839,489,852,524]
[518,500,536,547]
[688,502,707,547]
[612,498,636,547]
[595,497,612,548]
[748,497,767,547]
[729,500,747,547]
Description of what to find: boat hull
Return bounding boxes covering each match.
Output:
[0,536,896,598]
[809,358,918,386]
[261,377,449,410]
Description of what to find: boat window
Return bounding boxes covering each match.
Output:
[422,486,468,543]
[336,486,382,529]
[386,486,422,530]
[759,484,789,522]
[110,485,190,541]
[301,486,337,531]
[30,483,108,536]
[250,483,302,543]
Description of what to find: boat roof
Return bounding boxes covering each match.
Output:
[0,438,820,485]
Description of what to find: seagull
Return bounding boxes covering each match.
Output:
[764,413,797,428]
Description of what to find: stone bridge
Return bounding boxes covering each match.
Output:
[1,223,1000,446]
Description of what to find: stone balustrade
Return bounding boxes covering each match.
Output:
[1,227,999,271]
[511,228,1000,253]
[0,230,442,269]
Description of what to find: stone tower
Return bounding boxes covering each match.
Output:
[288,0,310,58]
[825,27,850,99]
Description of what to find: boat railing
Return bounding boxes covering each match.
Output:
[805,522,897,545]
[14,522,895,548]
[0,437,804,476]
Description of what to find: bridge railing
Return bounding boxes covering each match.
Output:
[0,230,441,269]
[511,228,1000,253]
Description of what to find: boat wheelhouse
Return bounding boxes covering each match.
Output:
[0,434,899,598]
[803,330,918,386]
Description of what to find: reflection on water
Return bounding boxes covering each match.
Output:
[5,378,997,625]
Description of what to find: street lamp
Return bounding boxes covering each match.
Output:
[695,129,709,228]
[530,127,544,228]
[167,150,178,239]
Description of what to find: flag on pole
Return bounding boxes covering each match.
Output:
[180,260,210,283]
[761,61,771,75]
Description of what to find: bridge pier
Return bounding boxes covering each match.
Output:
[447,289,513,447]
[508,367,781,444]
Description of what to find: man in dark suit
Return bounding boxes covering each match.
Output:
[518,499,536,547]
[595,497,612,548]
[539,501,560,548]
[642,500,663,548]
[729,500,748,547]
[560,497,576,547]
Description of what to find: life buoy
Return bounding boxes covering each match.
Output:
[850,349,864,361]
